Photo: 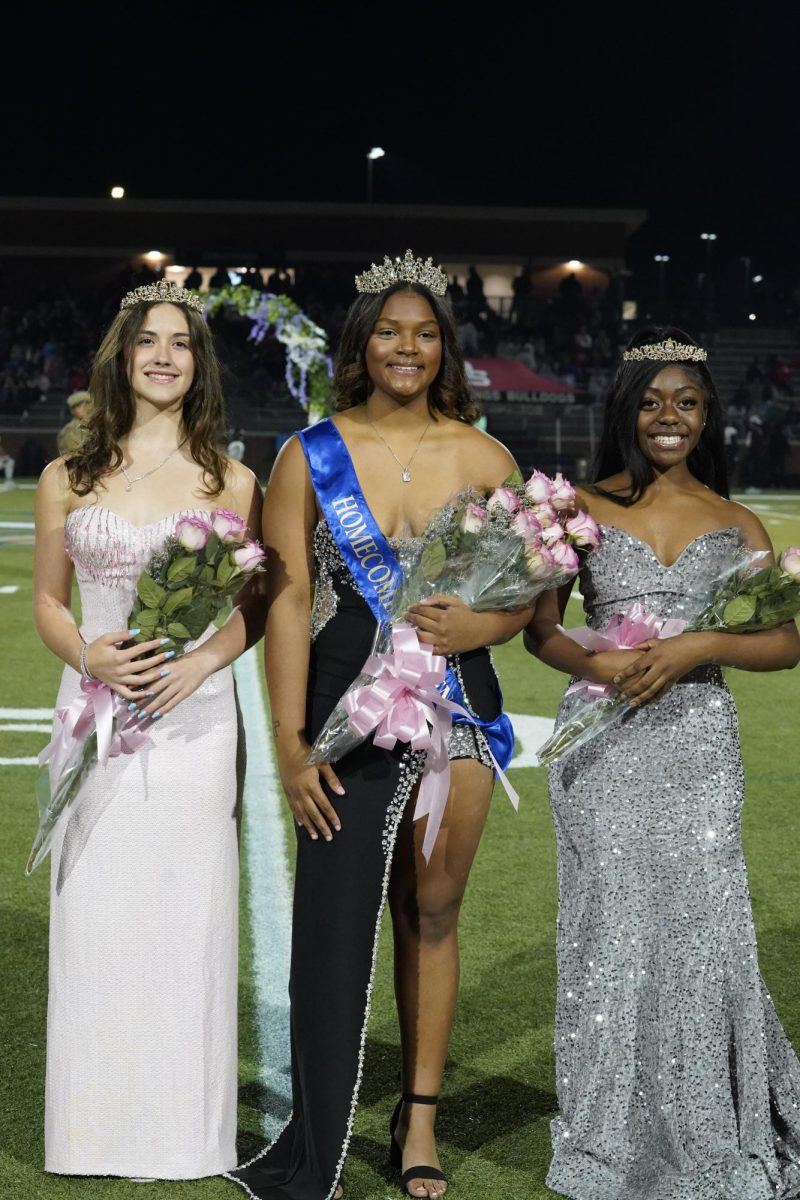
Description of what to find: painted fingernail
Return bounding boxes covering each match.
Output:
[159,638,171,645]
[137,710,148,719]
[146,691,156,698]
[334,824,341,832]
[127,701,137,711]
[334,785,345,795]
[128,628,140,636]
[152,711,161,720]
[164,650,175,659]
[160,668,170,677]
[325,835,332,842]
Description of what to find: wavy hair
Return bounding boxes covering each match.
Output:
[593,325,728,505]
[332,281,479,422]
[66,302,228,497]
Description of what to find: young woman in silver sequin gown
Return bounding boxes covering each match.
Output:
[527,326,800,1200]
[228,277,532,1200]
[33,287,265,1179]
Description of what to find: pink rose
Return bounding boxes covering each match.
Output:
[232,540,266,570]
[487,486,521,514]
[549,472,577,511]
[460,502,487,534]
[780,546,800,580]
[511,508,542,544]
[524,470,556,505]
[175,514,211,551]
[532,501,558,524]
[211,507,248,542]
[565,511,601,550]
[540,519,566,544]
[524,543,557,579]
[548,538,580,573]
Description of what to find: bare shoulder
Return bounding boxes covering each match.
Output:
[720,496,773,551]
[449,421,517,485]
[224,457,261,498]
[37,458,74,512]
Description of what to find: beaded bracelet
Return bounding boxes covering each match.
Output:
[79,641,96,682]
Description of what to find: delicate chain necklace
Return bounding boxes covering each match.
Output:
[120,443,184,491]
[366,416,432,483]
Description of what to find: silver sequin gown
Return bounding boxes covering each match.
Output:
[547,526,800,1200]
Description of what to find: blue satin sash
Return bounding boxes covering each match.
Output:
[297,419,515,771]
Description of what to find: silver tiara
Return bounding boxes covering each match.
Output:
[623,338,707,363]
[121,279,205,313]
[355,249,448,296]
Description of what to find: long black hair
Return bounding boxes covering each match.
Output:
[332,280,479,423]
[593,325,728,505]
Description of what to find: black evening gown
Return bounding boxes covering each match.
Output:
[227,522,502,1200]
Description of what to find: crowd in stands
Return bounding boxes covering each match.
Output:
[1,267,798,487]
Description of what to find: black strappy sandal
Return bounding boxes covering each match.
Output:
[389,1092,448,1196]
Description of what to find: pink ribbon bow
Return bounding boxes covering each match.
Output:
[343,621,518,861]
[39,678,151,780]
[563,601,686,700]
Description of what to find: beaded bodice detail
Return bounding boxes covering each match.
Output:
[310,518,425,640]
[63,505,212,644]
[582,525,742,627]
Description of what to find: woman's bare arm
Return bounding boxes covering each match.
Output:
[262,437,344,842]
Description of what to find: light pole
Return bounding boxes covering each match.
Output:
[700,231,717,273]
[654,254,670,300]
[366,146,385,204]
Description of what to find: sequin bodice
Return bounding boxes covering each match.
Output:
[64,505,213,643]
[582,525,742,628]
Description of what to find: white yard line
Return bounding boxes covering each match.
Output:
[0,756,39,766]
[233,647,293,1138]
[507,712,556,769]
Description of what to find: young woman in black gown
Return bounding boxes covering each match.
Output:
[228,256,532,1200]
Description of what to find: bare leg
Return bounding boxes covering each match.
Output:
[388,758,494,1198]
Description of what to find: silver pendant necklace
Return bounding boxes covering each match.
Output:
[366,416,432,483]
[120,443,183,491]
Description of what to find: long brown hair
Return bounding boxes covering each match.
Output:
[66,302,228,497]
[332,281,479,423]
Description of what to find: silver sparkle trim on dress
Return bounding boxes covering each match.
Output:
[120,279,205,313]
[354,249,448,296]
[366,417,432,483]
[622,338,707,363]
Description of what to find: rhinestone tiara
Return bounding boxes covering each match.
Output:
[355,249,448,296]
[623,338,707,363]
[120,279,205,313]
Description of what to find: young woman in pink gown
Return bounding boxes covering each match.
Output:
[33,281,266,1181]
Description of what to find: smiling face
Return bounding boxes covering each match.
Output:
[127,303,195,408]
[364,290,442,405]
[636,365,706,470]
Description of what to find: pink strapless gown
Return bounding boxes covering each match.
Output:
[45,506,239,1179]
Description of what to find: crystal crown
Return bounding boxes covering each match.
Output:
[121,279,205,313]
[623,338,707,363]
[355,249,448,297]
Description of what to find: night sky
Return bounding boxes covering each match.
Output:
[4,2,797,281]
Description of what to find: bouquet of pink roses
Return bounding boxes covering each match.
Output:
[27,508,266,875]
[536,545,800,767]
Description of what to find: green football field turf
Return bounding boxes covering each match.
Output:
[1,481,799,1200]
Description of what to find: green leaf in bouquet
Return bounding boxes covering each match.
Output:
[134,607,159,632]
[420,538,446,582]
[722,594,758,626]
[204,531,221,561]
[502,467,524,486]
[166,621,192,640]
[198,564,215,585]
[166,555,198,583]
[216,554,234,586]
[136,572,166,608]
[162,586,194,616]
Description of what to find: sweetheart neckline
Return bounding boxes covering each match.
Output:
[65,505,212,533]
[598,524,739,569]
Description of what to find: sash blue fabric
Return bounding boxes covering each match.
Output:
[298,419,515,771]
